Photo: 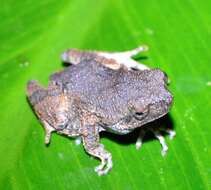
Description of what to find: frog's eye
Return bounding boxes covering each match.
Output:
[57,122,68,130]
[134,107,149,120]
[134,112,145,120]
[135,112,144,116]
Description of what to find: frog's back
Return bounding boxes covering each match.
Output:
[50,61,126,119]
[50,60,165,122]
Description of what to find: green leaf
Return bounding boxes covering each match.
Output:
[0,0,211,189]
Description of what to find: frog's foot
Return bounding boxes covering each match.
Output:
[88,145,112,176]
[94,149,113,176]
[136,127,176,156]
[97,45,149,70]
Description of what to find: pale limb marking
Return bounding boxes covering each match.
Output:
[135,129,146,150]
[97,45,149,70]
[165,128,176,140]
[136,127,176,156]
[153,130,168,156]
[75,136,82,145]
[43,121,55,144]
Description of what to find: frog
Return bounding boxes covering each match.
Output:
[27,45,175,175]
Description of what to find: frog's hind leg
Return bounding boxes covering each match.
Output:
[97,45,149,70]
[82,125,112,176]
[61,49,96,65]
[61,45,149,70]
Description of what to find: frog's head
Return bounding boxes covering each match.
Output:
[131,69,173,126]
[26,80,71,144]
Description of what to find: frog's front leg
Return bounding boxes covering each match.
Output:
[82,125,112,176]
[42,120,55,145]
[136,126,176,156]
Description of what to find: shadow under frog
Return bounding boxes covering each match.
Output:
[101,114,175,148]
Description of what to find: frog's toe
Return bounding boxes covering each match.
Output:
[95,153,112,176]
[135,140,143,150]
[135,129,146,150]
[166,128,176,140]
[95,160,106,173]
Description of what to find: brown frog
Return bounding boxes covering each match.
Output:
[27,46,175,175]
